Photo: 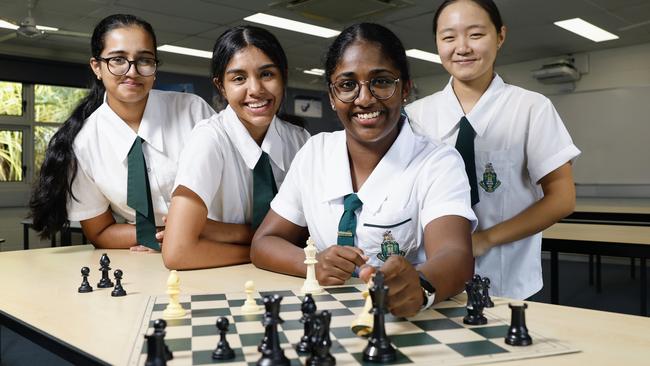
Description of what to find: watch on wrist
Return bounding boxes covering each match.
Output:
[417,271,436,309]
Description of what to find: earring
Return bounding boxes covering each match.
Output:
[331,104,336,111]
[403,98,408,103]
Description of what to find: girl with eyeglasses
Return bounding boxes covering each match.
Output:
[160,26,310,270]
[405,0,580,300]
[30,14,214,250]
[251,23,477,317]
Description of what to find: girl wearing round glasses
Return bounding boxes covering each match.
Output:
[405,0,580,300]
[251,23,477,316]
[30,14,214,250]
[160,26,310,270]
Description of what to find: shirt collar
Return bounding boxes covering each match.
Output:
[321,118,417,215]
[222,105,285,171]
[439,74,506,139]
[97,91,164,163]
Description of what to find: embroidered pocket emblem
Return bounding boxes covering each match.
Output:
[376,230,405,262]
[479,163,501,193]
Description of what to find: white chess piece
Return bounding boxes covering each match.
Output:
[240,280,263,314]
[351,285,373,336]
[301,237,324,295]
[163,270,186,318]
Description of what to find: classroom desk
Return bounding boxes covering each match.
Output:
[21,219,85,250]
[1,246,650,365]
[566,198,650,225]
[542,223,650,315]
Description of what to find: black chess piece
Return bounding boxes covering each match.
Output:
[505,303,533,346]
[257,294,289,366]
[306,310,335,366]
[212,317,235,360]
[145,319,173,366]
[362,271,396,363]
[78,266,93,293]
[482,277,494,308]
[296,293,317,354]
[463,280,487,325]
[111,269,127,297]
[97,253,114,288]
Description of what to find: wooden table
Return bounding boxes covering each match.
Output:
[566,198,650,225]
[1,246,650,365]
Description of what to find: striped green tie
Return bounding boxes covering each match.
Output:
[337,193,363,246]
[252,152,278,229]
[127,137,158,250]
[455,117,479,206]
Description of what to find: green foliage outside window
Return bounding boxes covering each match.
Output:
[0,81,23,116]
[35,85,88,123]
[0,130,23,181]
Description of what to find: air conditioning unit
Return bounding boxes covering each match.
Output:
[531,58,581,84]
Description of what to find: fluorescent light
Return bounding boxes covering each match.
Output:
[244,13,339,38]
[158,45,212,59]
[303,68,325,76]
[406,49,441,64]
[36,25,58,31]
[0,20,18,30]
[554,18,619,42]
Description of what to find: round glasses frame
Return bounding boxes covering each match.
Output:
[95,56,159,77]
[330,77,401,103]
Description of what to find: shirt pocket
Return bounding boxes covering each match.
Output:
[360,208,419,267]
[474,149,511,229]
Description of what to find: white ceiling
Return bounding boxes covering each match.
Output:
[1,0,650,89]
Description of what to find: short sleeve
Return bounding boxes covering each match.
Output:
[419,146,478,232]
[173,123,224,215]
[67,163,110,221]
[270,140,309,227]
[526,98,581,183]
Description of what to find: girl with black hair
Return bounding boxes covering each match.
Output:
[29,14,214,250]
[251,23,476,317]
[161,26,310,270]
[406,0,580,299]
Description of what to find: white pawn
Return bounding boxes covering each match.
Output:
[301,237,324,295]
[240,280,263,314]
[163,270,186,319]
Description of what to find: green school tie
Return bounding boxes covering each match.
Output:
[337,193,363,246]
[455,117,480,206]
[127,137,158,250]
[252,151,278,229]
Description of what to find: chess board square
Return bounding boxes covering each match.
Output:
[435,306,468,318]
[386,320,425,335]
[447,340,508,357]
[239,332,289,347]
[163,325,192,339]
[192,294,226,302]
[391,332,440,347]
[191,300,229,310]
[326,286,361,294]
[191,334,242,350]
[351,348,412,364]
[192,348,245,365]
[328,308,355,317]
[407,309,447,321]
[340,299,366,308]
[167,350,193,364]
[330,315,356,328]
[141,337,192,353]
[280,319,304,331]
[280,310,303,321]
[234,314,264,323]
[330,326,357,339]
[152,302,190,311]
[316,301,347,311]
[385,314,409,323]
[310,294,336,302]
[259,290,295,298]
[192,323,238,337]
[428,328,487,344]
[412,318,463,331]
[191,315,233,327]
[471,325,509,339]
[148,318,191,328]
[192,308,231,318]
[405,344,463,363]
[281,303,303,312]
[232,321,263,334]
[228,299,262,307]
[330,292,365,301]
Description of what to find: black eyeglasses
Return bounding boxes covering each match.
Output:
[95,56,159,76]
[330,77,400,103]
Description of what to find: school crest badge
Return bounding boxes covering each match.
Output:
[376,230,405,262]
[479,163,501,193]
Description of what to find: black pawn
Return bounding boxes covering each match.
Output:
[306,310,335,366]
[97,253,114,288]
[482,277,494,308]
[296,293,317,354]
[145,319,173,366]
[362,271,396,363]
[78,266,93,293]
[505,303,533,346]
[212,317,235,360]
[111,269,127,297]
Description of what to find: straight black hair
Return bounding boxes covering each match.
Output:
[29,14,158,238]
[324,23,410,87]
[433,0,504,34]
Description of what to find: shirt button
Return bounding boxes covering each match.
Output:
[147,168,151,173]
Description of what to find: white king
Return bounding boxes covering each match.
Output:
[301,237,324,295]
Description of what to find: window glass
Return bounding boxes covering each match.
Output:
[0,130,23,182]
[34,126,59,176]
[35,84,88,123]
[0,81,23,117]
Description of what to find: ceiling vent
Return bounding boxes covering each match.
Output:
[271,0,414,24]
[531,57,581,84]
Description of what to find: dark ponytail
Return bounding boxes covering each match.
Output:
[29,14,157,238]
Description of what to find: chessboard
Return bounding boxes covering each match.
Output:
[128,284,579,365]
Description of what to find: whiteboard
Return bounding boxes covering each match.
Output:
[548,86,650,184]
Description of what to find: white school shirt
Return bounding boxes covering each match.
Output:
[271,120,477,267]
[405,74,581,299]
[68,89,215,225]
[174,105,311,223]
